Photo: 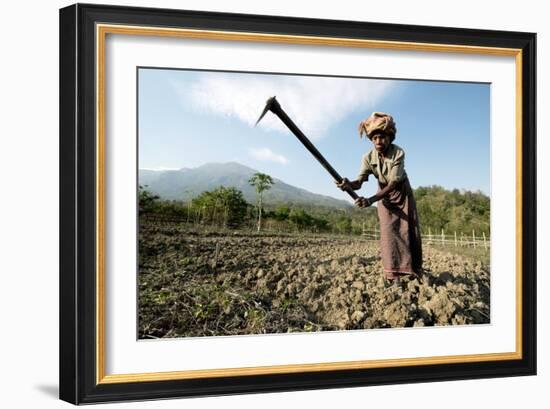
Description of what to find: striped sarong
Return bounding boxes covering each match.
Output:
[376,177,423,280]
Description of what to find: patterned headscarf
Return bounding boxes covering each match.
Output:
[358,112,397,142]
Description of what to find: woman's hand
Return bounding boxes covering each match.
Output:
[354,196,371,208]
[335,177,352,191]
[335,178,361,191]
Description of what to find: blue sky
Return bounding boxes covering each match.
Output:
[138,68,490,201]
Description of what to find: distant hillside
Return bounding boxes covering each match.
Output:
[414,185,490,236]
[139,162,352,209]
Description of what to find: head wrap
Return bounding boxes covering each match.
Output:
[358,112,397,142]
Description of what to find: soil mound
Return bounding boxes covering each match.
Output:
[139,223,490,338]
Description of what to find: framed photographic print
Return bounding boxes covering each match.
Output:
[59,3,536,404]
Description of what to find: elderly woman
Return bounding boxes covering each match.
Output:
[337,112,423,283]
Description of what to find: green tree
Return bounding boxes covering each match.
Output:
[192,186,248,227]
[273,205,290,221]
[138,185,160,215]
[287,208,330,233]
[334,216,352,234]
[248,172,274,231]
[413,185,490,236]
[289,209,313,228]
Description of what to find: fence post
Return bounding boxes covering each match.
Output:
[454,231,457,247]
[428,227,432,245]
[441,229,445,246]
[483,231,487,251]
[472,230,476,248]
[214,241,220,267]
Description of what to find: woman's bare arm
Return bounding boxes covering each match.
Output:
[335,178,363,191]
[368,181,398,203]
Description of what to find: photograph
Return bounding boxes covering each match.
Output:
[137,68,491,339]
[57,2,536,404]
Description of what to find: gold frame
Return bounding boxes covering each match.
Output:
[95,23,524,385]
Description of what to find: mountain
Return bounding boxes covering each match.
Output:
[139,162,351,209]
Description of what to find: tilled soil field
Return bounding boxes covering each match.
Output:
[139,222,490,339]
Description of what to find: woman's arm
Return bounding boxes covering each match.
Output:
[367,181,398,203]
[353,181,398,208]
[335,178,363,191]
[348,179,363,190]
[337,153,371,191]
[367,147,405,203]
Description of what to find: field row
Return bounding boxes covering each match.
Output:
[138,223,490,338]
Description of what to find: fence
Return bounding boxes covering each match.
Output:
[142,214,490,250]
[361,225,490,250]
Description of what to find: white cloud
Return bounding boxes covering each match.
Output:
[249,147,288,165]
[175,74,394,139]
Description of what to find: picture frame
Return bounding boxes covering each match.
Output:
[59,3,536,405]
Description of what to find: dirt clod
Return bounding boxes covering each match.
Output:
[139,222,490,339]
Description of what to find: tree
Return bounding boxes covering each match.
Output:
[192,186,248,227]
[334,216,352,234]
[273,205,290,221]
[138,185,160,215]
[248,172,274,232]
[287,208,330,233]
[413,185,490,236]
[289,208,313,228]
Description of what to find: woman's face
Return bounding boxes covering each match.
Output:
[371,133,390,153]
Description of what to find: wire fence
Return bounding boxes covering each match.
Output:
[361,226,490,250]
[142,214,490,250]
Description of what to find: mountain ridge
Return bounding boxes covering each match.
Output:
[139,162,351,209]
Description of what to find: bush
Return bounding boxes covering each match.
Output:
[139,185,160,215]
[192,186,248,227]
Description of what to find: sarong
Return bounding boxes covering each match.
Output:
[376,177,423,280]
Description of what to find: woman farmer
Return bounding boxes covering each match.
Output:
[336,112,423,283]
